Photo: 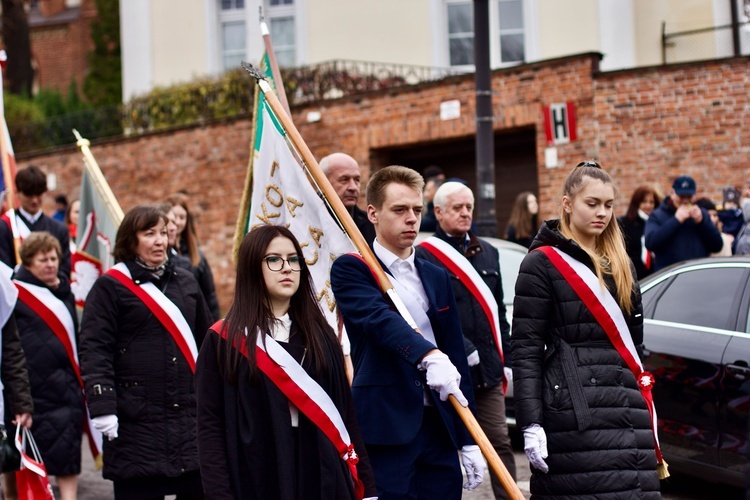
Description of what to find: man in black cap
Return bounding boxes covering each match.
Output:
[644,175,723,270]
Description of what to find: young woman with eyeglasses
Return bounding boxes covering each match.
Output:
[195,225,376,499]
[511,161,664,498]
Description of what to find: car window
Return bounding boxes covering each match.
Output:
[652,268,745,331]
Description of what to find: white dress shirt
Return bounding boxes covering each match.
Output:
[373,238,429,312]
[270,313,300,427]
[18,207,42,224]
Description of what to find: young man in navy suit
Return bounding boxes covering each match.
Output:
[331,166,485,499]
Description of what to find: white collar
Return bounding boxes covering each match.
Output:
[373,238,415,271]
[637,209,650,221]
[18,207,42,223]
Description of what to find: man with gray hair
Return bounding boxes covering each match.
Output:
[320,152,375,245]
[416,181,516,499]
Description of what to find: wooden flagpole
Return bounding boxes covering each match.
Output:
[260,20,291,118]
[72,130,124,226]
[249,70,523,500]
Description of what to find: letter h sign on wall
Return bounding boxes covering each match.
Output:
[543,102,577,145]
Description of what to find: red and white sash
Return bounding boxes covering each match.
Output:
[211,320,364,500]
[0,210,30,241]
[536,245,666,471]
[106,263,198,372]
[13,279,103,460]
[0,261,16,328]
[419,237,507,390]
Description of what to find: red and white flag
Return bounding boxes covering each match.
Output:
[71,167,120,308]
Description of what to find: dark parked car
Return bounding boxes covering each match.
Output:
[641,257,750,487]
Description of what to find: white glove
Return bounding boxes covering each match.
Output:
[503,366,513,383]
[92,414,119,441]
[419,352,468,406]
[460,445,486,490]
[523,424,549,473]
[467,350,480,367]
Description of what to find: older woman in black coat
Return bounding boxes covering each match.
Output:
[79,205,210,500]
[13,232,81,500]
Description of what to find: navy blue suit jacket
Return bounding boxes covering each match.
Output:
[330,252,475,448]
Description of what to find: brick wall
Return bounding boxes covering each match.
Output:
[30,0,97,94]
[594,59,750,203]
[17,53,750,312]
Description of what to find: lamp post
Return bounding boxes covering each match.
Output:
[474,0,497,237]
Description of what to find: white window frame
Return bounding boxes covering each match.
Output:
[266,0,297,67]
[217,0,248,72]
[207,0,305,74]
[436,0,537,70]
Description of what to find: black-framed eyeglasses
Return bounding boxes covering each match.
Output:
[264,255,302,272]
[576,160,602,169]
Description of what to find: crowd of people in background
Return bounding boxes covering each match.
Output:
[0,158,748,500]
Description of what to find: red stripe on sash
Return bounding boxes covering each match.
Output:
[15,285,82,385]
[419,240,507,393]
[108,269,196,373]
[15,283,102,459]
[419,242,505,364]
[536,246,664,464]
[209,320,364,500]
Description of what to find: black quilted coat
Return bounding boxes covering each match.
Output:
[12,267,82,476]
[79,259,210,481]
[512,220,661,499]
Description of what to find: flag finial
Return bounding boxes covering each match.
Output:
[241,61,267,83]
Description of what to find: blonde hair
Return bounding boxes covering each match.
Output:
[559,161,634,313]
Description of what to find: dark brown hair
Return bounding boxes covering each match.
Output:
[65,199,79,226]
[220,225,333,382]
[624,186,661,221]
[505,191,536,240]
[15,166,47,196]
[113,205,168,263]
[167,193,200,267]
[19,231,60,267]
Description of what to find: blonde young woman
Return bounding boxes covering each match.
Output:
[512,162,663,498]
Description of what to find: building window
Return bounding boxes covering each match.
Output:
[447,2,474,66]
[219,0,246,71]
[267,0,296,67]
[222,21,246,70]
[498,0,524,62]
[444,0,527,68]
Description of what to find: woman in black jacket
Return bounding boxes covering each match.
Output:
[512,162,663,498]
[617,185,661,280]
[79,205,210,500]
[13,232,82,499]
[196,225,376,499]
[167,193,220,321]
